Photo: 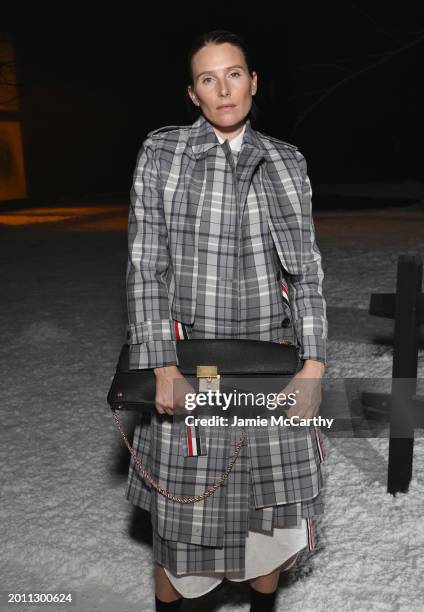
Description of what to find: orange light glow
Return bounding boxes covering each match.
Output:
[0,205,128,231]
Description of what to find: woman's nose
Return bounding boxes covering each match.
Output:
[217,80,230,96]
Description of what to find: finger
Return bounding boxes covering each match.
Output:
[286,405,305,419]
[291,405,316,420]
[155,394,165,414]
[276,390,290,405]
[277,386,289,399]
[164,404,174,416]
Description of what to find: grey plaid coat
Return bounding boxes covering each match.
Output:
[126,114,327,369]
[125,114,327,573]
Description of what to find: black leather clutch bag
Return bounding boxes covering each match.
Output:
[107,339,301,504]
[107,339,301,412]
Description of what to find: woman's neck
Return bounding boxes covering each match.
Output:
[211,121,246,142]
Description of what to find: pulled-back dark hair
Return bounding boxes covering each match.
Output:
[186,29,259,123]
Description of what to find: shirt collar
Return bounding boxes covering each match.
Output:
[188,113,264,157]
[214,124,246,151]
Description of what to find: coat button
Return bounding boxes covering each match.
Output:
[281,317,291,328]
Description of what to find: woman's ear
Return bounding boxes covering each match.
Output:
[187,85,200,107]
[251,72,258,96]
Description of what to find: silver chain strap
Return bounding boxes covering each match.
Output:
[112,411,246,504]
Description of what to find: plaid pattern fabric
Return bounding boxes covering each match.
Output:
[127,407,324,574]
[126,113,327,368]
[150,427,323,574]
[187,142,294,342]
[125,117,327,572]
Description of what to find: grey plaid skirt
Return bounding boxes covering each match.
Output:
[126,315,326,574]
[126,408,325,574]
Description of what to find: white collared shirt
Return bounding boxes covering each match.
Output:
[214,123,246,152]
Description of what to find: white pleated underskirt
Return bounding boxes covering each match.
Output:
[164,519,307,599]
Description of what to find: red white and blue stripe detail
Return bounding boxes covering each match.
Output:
[314,426,326,463]
[306,517,315,551]
[280,279,290,306]
[173,319,207,457]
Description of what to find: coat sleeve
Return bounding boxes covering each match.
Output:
[286,153,328,365]
[125,136,179,369]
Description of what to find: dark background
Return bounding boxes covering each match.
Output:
[1,0,423,203]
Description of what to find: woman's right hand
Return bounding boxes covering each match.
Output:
[153,365,196,416]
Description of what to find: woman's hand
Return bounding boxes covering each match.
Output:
[279,359,325,420]
[153,365,196,416]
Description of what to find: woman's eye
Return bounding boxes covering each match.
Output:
[202,77,213,84]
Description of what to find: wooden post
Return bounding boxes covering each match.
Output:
[364,254,424,494]
[387,255,422,494]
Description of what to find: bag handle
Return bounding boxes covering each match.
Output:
[112,410,246,504]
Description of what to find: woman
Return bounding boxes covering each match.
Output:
[125,30,327,612]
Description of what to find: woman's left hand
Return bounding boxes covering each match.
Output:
[278,360,325,420]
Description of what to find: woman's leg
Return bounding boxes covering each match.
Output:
[249,567,280,612]
[248,567,280,612]
[154,563,183,603]
[248,566,281,593]
[248,552,299,612]
[248,551,299,592]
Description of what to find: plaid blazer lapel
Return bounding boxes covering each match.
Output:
[259,162,303,275]
[235,122,266,219]
[185,114,303,300]
[187,113,220,159]
[188,115,267,243]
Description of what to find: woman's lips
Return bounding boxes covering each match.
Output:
[217,104,236,110]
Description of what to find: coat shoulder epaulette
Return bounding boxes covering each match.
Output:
[256,130,298,151]
[147,124,191,139]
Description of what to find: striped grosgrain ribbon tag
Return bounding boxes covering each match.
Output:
[314,426,326,462]
[173,320,208,457]
[280,278,290,306]
[306,517,315,551]
[305,429,326,550]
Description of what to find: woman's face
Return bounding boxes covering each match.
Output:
[187,42,257,137]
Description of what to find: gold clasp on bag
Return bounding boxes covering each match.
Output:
[196,365,220,391]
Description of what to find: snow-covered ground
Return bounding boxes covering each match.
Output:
[1,203,423,612]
